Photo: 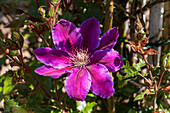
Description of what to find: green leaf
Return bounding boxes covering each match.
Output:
[80,4,103,22]
[128,109,137,113]
[123,61,139,78]
[0,41,6,50]
[77,101,96,113]
[3,76,16,94]
[0,73,16,101]
[12,105,28,113]
[83,102,97,113]
[0,55,6,65]
[5,18,25,29]
[4,99,28,113]
[132,58,145,71]
[9,50,19,56]
[134,89,148,101]
[4,99,18,112]
[61,11,73,22]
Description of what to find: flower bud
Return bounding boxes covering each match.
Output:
[39,7,46,18]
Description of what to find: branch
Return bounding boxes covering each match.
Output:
[114,2,136,20]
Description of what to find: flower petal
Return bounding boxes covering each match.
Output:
[97,27,119,50]
[52,19,83,52]
[35,65,74,78]
[86,63,114,98]
[79,18,101,52]
[90,49,123,72]
[34,47,72,69]
[65,67,91,101]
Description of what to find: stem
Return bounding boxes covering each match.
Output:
[153,81,158,111]
[19,48,25,67]
[35,33,49,47]
[157,70,165,89]
[104,0,115,112]
[104,0,114,33]
[30,73,66,110]
[143,55,153,81]
[54,79,58,99]
[138,73,151,85]
[6,54,21,66]
[114,2,136,20]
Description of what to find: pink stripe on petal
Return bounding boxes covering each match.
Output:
[86,63,115,98]
[52,19,83,52]
[90,49,123,72]
[34,47,72,69]
[65,67,91,101]
[35,65,74,78]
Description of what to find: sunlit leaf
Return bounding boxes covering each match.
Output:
[132,58,145,71]
[134,92,146,101]
[0,73,16,101]
[83,102,97,113]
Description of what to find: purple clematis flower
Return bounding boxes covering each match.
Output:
[34,18,123,101]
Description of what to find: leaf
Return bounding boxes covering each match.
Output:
[5,18,25,29]
[77,101,97,113]
[62,11,73,22]
[123,61,139,78]
[128,109,137,113]
[12,105,28,113]
[134,89,149,101]
[83,102,97,113]
[0,41,6,50]
[4,100,18,112]
[134,92,146,101]
[9,50,19,56]
[144,48,159,55]
[80,4,103,22]
[132,58,145,71]
[0,73,16,101]
[117,61,141,88]
[117,73,132,88]
[0,55,6,65]
[4,99,28,113]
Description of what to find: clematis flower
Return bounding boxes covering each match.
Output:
[34,18,123,101]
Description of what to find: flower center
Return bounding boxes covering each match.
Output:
[72,49,89,67]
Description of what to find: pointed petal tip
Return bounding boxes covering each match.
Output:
[97,27,119,50]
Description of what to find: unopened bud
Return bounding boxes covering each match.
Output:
[39,7,46,17]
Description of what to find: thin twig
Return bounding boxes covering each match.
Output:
[114,2,136,20]
[157,70,165,89]
[54,79,58,99]
[143,55,153,81]
[138,73,151,85]
[30,73,66,110]
[128,80,144,88]
[19,48,25,67]
[153,81,158,111]
[35,33,50,47]
[6,54,21,66]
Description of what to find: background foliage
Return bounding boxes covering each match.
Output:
[0,0,169,113]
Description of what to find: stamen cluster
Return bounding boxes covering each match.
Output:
[71,49,89,67]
